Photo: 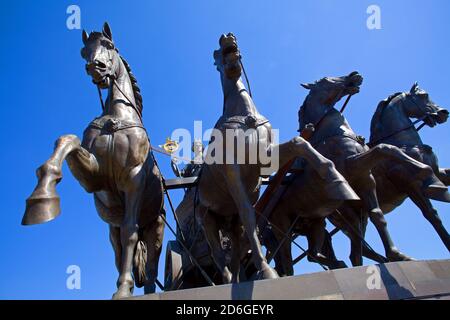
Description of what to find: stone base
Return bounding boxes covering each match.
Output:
[131,259,450,300]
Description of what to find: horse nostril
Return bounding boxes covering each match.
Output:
[440,109,449,115]
[95,60,107,69]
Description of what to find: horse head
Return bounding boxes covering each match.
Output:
[404,82,448,127]
[299,71,363,130]
[81,22,120,89]
[301,71,363,107]
[214,33,242,80]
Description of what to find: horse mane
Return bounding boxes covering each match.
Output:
[297,96,309,132]
[119,56,143,117]
[369,92,403,143]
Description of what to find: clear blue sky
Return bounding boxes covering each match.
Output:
[0,0,448,299]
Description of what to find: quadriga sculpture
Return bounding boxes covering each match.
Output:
[23,23,165,299]
[196,34,356,283]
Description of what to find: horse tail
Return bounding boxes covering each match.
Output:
[133,236,147,288]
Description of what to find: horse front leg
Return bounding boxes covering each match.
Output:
[270,137,358,201]
[23,134,99,225]
[347,144,447,200]
[224,165,278,280]
[112,167,145,299]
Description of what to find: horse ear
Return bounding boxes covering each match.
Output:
[82,29,89,45]
[301,83,312,90]
[410,82,419,93]
[102,22,113,41]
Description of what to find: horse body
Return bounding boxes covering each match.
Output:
[369,84,450,251]
[197,34,355,284]
[23,23,164,299]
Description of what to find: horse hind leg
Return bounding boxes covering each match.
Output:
[360,175,414,262]
[23,134,99,225]
[229,223,242,283]
[139,212,165,294]
[437,168,450,187]
[109,225,122,274]
[307,218,347,269]
[407,187,450,251]
[202,210,233,284]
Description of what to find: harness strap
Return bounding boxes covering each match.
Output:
[216,115,270,129]
[312,131,365,148]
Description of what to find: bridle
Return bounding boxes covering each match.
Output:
[92,47,143,121]
[221,52,253,114]
[368,94,428,147]
[95,74,143,122]
[239,55,252,98]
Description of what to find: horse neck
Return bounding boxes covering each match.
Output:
[221,76,259,118]
[376,99,423,145]
[301,94,349,133]
[104,59,141,124]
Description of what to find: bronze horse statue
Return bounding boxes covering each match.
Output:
[23,23,165,299]
[362,84,450,251]
[196,34,356,283]
[297,72,445,267]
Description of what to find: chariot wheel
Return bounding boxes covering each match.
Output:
[164,240,184,291]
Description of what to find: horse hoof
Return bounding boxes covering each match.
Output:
[22,195,61,225]
[387,250,415,262]
[332,261,348,269]
[222,272,233,284]
[325,180,360,201]
[258,266,279,280]
[112,287,133,300]
[423,184,450,203]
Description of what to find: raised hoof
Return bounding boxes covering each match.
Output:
[257,266,279,280]
[423,184,450,202]
[325,180,360,201]
[22,195,61,225]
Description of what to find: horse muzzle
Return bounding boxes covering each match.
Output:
[86,62,112,88]
[436,109,449,124]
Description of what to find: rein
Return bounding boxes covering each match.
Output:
[95,74,143,121]
[110,76,143,120]
[368,116,426,147]
[239,56,252,98]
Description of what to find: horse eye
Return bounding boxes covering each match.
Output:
[102,40,114,50]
